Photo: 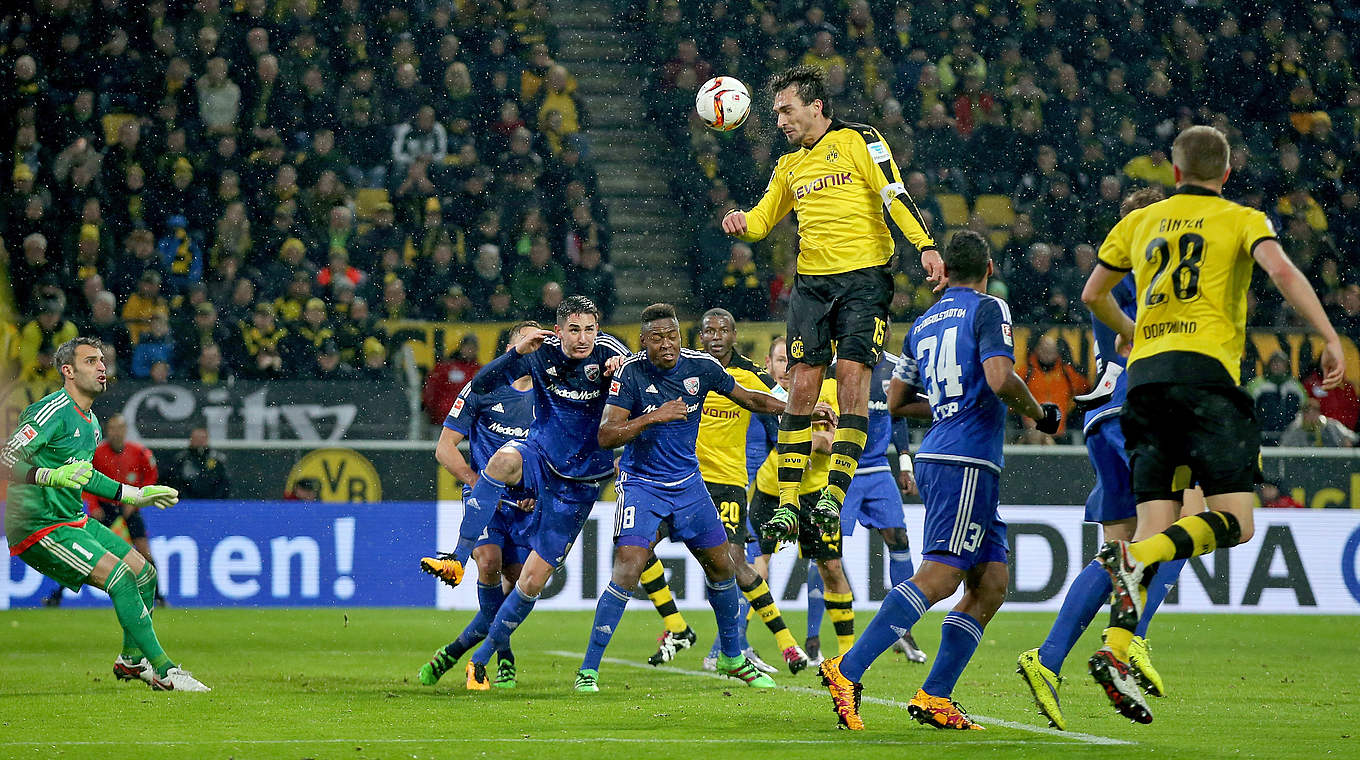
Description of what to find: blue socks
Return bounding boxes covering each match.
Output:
[840,580,930,681]
[1136,559,1185,637]
[706,577,743,658]
[443,581,509,660]
[1039,559,1111,674]
[806,562,825,640]
[582,582,631,671]
[922,611,984,698]
[457,473,508,563]
[471,585,538,665]
[888,546,915,587]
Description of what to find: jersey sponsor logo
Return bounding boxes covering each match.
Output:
[609,379,621,396]
[645,384,658,394]
[490,403,505,413]
[794,171,853,199]
[485,421,530,438]
[584,364,600,382]
[867,140,891,163]
[1142,319,1198,339]
[549,385,601,401]
[684,377,700,395]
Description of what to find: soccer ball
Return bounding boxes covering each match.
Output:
[696,77,751,132]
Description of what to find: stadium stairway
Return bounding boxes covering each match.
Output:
[551,0,696,313]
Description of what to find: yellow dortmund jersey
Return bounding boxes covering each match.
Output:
[756,379,838,495]
[1097,185,1276,386]
[697,354,777,487]
[736,121,935,276]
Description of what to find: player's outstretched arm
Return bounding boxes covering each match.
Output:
[597,399,688,450]
[469,329,550,394]
[722,171,793,242]
[984,356,1062,434]
[1081,263,1137,342]
[725,383,786,415]
[1255,239,1346,389]
[435,427,478,485]
[887,377,932,421]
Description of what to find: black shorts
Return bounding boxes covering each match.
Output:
[1122,383,1261,502]
[750,490,843,560]
[706,482,748,544]
[95,505,146,540]
[786,266,893,367]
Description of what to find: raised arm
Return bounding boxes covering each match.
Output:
[849,125,942,287]
[469,328,552,394]
[435,427,477,485]
[1081,263,1137,342]
[722,169,793,242]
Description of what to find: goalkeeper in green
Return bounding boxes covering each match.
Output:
[2,337,208,691]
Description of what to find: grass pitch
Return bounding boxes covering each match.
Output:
[0,608,1354,759]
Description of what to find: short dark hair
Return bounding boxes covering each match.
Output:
[700,307,734,326]
[556,295,600,325]
[1120,186,1166,218]
[53,336,102,372]
[507,319,541,337]
[768,65,832,119]
[640,303,678,328]
[942,230,991,283]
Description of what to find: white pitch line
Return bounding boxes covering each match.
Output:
[545,650,1134,747]
[0,737,1077,748]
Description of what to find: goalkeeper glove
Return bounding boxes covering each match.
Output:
[121,484,180,509]
[33,461,93,488]
[1035,403,1063,435]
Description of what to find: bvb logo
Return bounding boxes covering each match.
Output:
[286,448,382,502]
[789,339,804,359]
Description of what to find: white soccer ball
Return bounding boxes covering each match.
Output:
[696,76,751,132]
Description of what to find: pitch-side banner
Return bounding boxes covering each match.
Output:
[6,502,1360,612]
[437,503,1360,615]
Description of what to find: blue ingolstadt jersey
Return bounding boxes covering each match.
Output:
[895,286,1015,474]
[608,349,735,484]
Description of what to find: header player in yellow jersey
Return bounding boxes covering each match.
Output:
[1080,125,1344,723]
[722,64,942,542]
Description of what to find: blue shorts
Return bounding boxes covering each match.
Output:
[1084,419,1136,524]
[508,439,605,567]
[462,486,536,566]
[613,471,728,552]
[840,469,905,535]
[917,461,1008,570]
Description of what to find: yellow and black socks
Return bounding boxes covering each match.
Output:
[640,558,689,634]
[825,590,855,654]
[777,414,813,508]
[739,576,797,651]
[1129,511,1243,567]
[824,414,869,506]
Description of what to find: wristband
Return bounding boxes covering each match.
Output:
[898,453,914,474]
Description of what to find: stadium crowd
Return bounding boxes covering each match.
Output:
[1,0,615,389]
[640,1,1360,342]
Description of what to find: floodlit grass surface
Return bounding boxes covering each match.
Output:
[0,608,1354,759]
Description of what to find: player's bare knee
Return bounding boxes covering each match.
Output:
[1101,518,1136,543]
[473,547,503,584]
[732,558,758,586]
[485,447,523,483]
[696,544,736,581]
[966,564,1009,615]
[612,545,651,588]
[817,558,851,593]
[516,554,554,595]
[119,547,147,574]
[911,560,965,604]
[86,552,124,589]
[502,564,522,585]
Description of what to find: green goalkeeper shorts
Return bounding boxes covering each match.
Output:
[17,519,134,591]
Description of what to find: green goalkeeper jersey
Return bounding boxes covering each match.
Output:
[2,389,107,551]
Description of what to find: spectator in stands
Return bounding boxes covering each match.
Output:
[422,334,482,425]
[81,290,133,361]
[122,271,169,344]
[188,343,232,386]
[285,477,321,501]
[569,243,616,323]
[719,242,765,322]
[510,235,566,311]
[1257,480,1306,509]
[1303,361,1360,433]
[1008,243,1060,323]
[1249,351,1308,444]
[1280,398,1358,448]
[19,300,78,384]
[1022,336,1089,441]
[311,339,360,381]
[163,427,231,500]
[10,233,56,313]
[196,57,240,136]
[287,298,334,370]
[392,105,448,175]
[237,303,289,380]
[174,301,235,370]
[359,337,394,382]
[132,312,177,379]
